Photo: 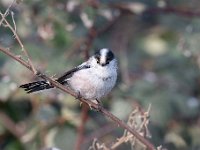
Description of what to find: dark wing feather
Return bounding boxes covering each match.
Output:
[19,64,90,93]
[56,64,90,84]
[19,81,53,93]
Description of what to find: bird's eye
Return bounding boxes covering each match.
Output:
[96,58,100,63]
[106,57,112,63]
[106,51,114,63]
[107,58,111,62]
[95,56,100,64]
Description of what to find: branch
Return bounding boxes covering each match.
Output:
[145,7,200,17]
[111,3,200,18]
[75,47,90,150]
[75,103,89,150]
[0,0,15,26]
[0,45,155,150]
[0,7,37,74]
[0,111,24,138]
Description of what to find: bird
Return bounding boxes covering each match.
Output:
[19,48,118,103]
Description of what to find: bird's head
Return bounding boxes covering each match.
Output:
[94,48,115,67]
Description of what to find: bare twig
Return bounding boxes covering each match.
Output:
[100,106,154,149]
[0,6,37,74]
[89,138,109,150]
[0,0,16,26]
[11,11,17,33]
[103,105,152,149]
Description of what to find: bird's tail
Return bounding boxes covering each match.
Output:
[19,81,54,93]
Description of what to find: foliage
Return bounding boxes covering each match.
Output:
[0,0,200,150]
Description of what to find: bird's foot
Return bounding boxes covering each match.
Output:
[96,99,101,105]
[88,103,93,110]
[75,91,82,100]
[35,70,44,77]
[90,99,102,112]
[96,104,103,112]
[80,102,83,107]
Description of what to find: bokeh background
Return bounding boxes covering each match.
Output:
[0,0,200,150]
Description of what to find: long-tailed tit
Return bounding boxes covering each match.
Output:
[20,48,118,102]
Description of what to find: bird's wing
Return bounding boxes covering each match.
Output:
[56,63,90,84]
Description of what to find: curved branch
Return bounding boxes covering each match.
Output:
[0,45,155,150]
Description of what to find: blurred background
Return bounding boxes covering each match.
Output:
[0,0,200,150]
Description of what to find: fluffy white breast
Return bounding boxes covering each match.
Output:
[68,58,117,100]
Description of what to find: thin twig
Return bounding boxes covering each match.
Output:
[100,106,154,150]
[0,0,16,26]
[11,11,17,32]
[111,134,134,149]
[0,7,37,74]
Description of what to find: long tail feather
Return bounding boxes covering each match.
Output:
[19,81,54,93]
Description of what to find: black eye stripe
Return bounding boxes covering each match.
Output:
[95,55,100,63]
[106,50,114,61]
[107,57,112,61]
[94,50,100,63]
[95,55,100,59]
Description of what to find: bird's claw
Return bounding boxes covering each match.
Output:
[88,104,93,110]
[90,99,102,112]
[91,104,102,112]
[78,98,102,111]
[95,104,102,112]
[75,91,82,100]
[35,71,43,77]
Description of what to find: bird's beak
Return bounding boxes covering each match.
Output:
[101,63,106,66]
[100,56,106,66]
